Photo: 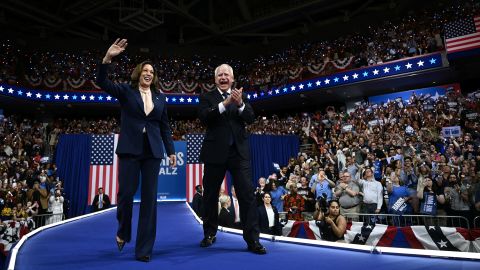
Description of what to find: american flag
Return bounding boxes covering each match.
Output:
[186,134,228,202]
[88,134,119,205]
[445,16,480,53]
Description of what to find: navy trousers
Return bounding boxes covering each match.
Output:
[116,134,162,258]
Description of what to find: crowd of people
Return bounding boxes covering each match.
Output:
[190,88,480,241]
[1,1,478,93]
[1,87,479,249]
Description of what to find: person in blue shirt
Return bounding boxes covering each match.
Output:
[269,181,288,212]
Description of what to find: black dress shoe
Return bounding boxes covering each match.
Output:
[200,235,216,247]
[247,242,267,255]
[136,255,151,262]
[116,238,126,252]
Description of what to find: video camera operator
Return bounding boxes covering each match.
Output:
[313,196,346,242]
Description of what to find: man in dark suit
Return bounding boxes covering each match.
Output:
[97,39,176,262]
[92,187,111,212]
[198,64,266,254]
[191,185,204,218]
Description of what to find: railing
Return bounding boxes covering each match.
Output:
[28,213,65,229]
[344,213,471,229]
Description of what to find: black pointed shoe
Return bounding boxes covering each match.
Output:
[136,255,151,262]
[247,242,267,255]
[116,237,125,252]
[200,235,216,247]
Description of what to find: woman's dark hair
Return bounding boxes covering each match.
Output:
[328,199,340,209]
[130,61,160,93]
[261,192,271,199]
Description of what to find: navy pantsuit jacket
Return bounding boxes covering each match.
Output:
[96,63,175,158]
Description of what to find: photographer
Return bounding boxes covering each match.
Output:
[313,199,346,242]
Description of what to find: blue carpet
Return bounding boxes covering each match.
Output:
[14,202,480,270]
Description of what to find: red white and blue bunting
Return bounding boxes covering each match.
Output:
[0,53,443,105]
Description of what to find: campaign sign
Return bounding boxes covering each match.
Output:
[134,141,187,201]
[441,126,462,138]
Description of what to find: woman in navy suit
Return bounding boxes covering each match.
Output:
[257,192,282,236]
[97,38,176,262]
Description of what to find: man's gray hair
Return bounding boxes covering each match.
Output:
[214,64,234,78]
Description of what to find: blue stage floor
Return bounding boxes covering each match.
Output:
[13,202,480,270]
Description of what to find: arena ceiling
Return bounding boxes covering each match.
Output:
[0,0,428,46]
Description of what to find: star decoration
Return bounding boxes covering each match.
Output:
[72,95,77,100]
[290,85,296,91]
[333,77,339,82]
[98,96,103,100]
[55,94,60,99]
[417,60,424,66]
[283,87,288,92]
[299,84,304,89]
[394,65,401,71]
[81,95,86,100]
[358,235,366,242]
[46,94,51,99]
[324,79,330,84]
[405,63,412,69]
[362,71,368,77]
[195,98,199,103]
[0,86,3,92]
[373,69,379,75]
[383,67,390,73]
[187,97,192,103]
[89,95,95,100]
[179,97,184,102]
[343,75,349,81]
[8,88,14,93]
[438,240,447,248]
[26,92,32,97]
[352,73,359,79]
[36,93,42,98]
[275,89,280,94]
[106,96,112,101]
[18,90,23,95]
[429,58,437,64]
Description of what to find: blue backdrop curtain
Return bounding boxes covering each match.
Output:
[55,134,91,217]
[249,135,299,185]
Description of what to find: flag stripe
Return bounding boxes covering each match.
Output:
[112,135,119,204]
[446,34,480,46]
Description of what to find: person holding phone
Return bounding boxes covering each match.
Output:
[198,64,266,254]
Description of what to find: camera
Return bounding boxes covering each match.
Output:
[317,193,328,213]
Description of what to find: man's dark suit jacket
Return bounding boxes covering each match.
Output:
[218,207,234,228]
[96,64,175,158]
[198,90,255,164]
[191,192,204,218]
[92,194,111,212]
[257,204,282,236]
